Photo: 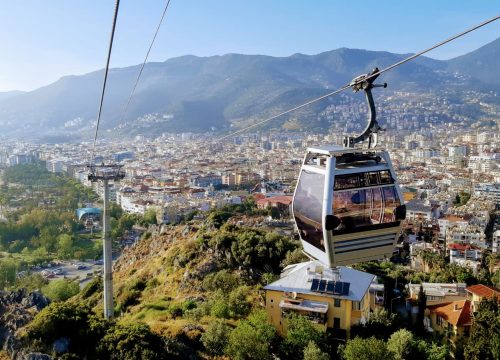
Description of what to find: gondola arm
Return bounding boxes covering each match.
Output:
[343,68,387,149]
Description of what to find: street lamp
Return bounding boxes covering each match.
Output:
[391,296,402,313]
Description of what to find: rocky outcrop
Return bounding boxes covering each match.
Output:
[0,289,50,360]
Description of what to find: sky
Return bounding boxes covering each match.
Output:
[0,1,499,92]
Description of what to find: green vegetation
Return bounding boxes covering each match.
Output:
[0,163,105,290]
[453,191,471,206]
[280,313,327,359]
[197,222,298,273]
[42,278,80,302]
[351,308,398,340]
[200,319,231,356]
[340,336,392,360]
[226,311,277,360]
[26,301,181,359]
[303,341,329,360]
[464,297,500,360]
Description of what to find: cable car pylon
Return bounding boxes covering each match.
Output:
[88,164,125,319]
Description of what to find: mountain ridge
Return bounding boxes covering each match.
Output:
[0,38,498,139]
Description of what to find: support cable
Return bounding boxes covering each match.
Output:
[90,0,121,165]
[119,0,173,124]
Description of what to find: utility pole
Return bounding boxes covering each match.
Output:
[88,164,125,319]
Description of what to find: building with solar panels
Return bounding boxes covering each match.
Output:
[264,260,375,338]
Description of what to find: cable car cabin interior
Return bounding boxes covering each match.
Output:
[292,145,406,268]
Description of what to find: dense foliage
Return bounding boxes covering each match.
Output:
[225,311,277,360]
[197,222,298,273]
[26,301,182,359]
[0,163,105,290]
[280,313,328,358]
[464,297,500,360]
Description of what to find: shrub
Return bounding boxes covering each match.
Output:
[280,314,326,359]
[203,269,239,293]
[13,273,48,292]
[117,289,141,313]
[228,286,251,317]
[80,277,102,299]
[129,278,147,292]
[210,299,230,319]
[201,320,230,355]
[27,301,108,357]
[182,299,197,312]
[340,336,393,360]
[303,341,329,360]
[168,303,184,318]
[97,323,170,360]
[42,279,79,302]
[225,310,276,360]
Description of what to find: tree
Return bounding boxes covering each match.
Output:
[38,225,59,252]
[226,310,277,360]
[419,341,448,360]
[303,341,329,360]
[13,273,48,291]
[203,269,239,293]
[109,202,123,219]
[57,233,74,259]
[201,320,230,356]
[0,259,18,289]
[464,297,500,360]
[228,286,252,317]
[281,248,309,268]
[387,329,414,360]
[351,308,396,340]
[210,297,230,319]
[143,208,158,225]
[416,284,427,334]
[98,323,168,360]
[340,336,393,360]
[27,301,108,358]
[281,314,326,359]
[42,279,79,301]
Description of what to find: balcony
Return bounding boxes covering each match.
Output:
[280,299,328,324]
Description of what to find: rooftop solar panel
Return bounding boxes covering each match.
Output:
[342,282,350,296]
[318,280,327,292]
[326,281,335,293]
[334,281,343,294]
[310,278,320,292]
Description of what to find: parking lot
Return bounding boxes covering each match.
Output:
[34,260,103,288]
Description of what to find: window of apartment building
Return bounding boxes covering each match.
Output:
[333,317,341,329]
[436,316,443,326]
[352,301,361,311]
[334,299,341,308]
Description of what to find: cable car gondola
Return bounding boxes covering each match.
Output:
[292,69,406,268]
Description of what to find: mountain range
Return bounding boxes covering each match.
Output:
[1,38,499,140]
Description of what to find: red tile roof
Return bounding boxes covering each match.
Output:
[256,195,293,206]
[448,243,480,251]
[428,300,472,327]
[466,284,500,300]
